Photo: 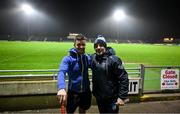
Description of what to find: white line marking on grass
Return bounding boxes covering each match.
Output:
[125,62,149,64]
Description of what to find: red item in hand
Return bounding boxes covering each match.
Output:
[60,105,65,114]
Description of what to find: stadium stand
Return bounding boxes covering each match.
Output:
[0,34,180,44]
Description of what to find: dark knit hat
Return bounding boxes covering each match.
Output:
[94,35,107,48]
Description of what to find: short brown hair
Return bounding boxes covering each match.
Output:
[75,34,86,41]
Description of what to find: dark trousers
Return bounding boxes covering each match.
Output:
[96,98,119,113]
[66,89,92,113]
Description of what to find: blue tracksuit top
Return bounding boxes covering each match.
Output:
[57,48,91,93]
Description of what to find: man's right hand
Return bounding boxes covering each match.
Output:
[57,89,67,106]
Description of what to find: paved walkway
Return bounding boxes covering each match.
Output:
[3,100,180,113]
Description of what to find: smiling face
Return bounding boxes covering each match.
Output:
[94,43,106,55]
[74,39,86,55]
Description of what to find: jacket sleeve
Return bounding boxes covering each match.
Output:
[57,56,70,90]
[113,56,129,100]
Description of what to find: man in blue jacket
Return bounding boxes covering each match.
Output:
[91,35,129,113]
[57,34,91,113]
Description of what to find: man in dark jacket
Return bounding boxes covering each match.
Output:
[57,34,91,113]
[91,35,129,113]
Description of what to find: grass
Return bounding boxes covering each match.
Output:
[0,41,73,69]
[1,41,180,70]
[110,43,180,66]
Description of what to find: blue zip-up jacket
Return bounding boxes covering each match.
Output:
[57,48,91,93]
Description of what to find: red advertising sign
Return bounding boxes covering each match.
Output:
[161,69,179,90]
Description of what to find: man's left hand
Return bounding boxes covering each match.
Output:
[115,98,125,106]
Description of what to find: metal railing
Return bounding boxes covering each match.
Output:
[0,66,143,95]
[143,66,180,94]
[0,69,59,80]
[0,67,142,79]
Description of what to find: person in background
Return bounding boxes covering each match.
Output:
[57,34,91,113]
[91,35,129,113]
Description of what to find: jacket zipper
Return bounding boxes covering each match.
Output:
[81,55,84,92]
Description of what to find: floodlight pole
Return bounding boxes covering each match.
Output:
[113,9,126,39]
[117,23,120,39]
[21,3,34,41]
[27,17,30,41]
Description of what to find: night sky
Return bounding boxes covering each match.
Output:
[0,0,180,40]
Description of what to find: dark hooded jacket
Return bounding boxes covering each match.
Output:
[91,47,129,102]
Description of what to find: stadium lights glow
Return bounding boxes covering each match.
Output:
[113,9,126,21]
[21,4,34,15]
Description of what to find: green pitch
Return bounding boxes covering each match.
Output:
[0,41,180,69]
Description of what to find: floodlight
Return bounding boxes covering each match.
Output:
[113,9,126,21]
[21,4,34,15]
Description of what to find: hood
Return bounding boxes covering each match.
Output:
[69,48,78,56]
[106,47,116,56]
